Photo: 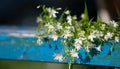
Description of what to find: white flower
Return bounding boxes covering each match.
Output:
[84,45,91,52]
[74,39,82,45]
[65,26,75,32]
[54,54,63,62]
[73,16,77,20]
[88,42,95,48]
[45,23,55,31]
[48,25,55,31]
[85,47,90,52]
[45,23,50,27]
[36,5,40,9]
[37,38,43,45]
[70,49,79,58]
[56,8,62,10]
[104,32,113,40]
[98,31,103,37]
[88,34,96,42]
[67,15,72,25]
[115,36,119,42]
[101,24,106,30]
[95,46,101,52]
[73,42,82,50]
[47,8,58,18]
[36,17,42,23]
[50,34,58,41]
[62,30,73,39]
[88,30,103,42]
[78,31,85,37]
[57,23,62,30]
[65,26,71,30]
[81,14,85,19]
[63,40,66,43]
[113,23,118,28]
[94,30,103,38]
[110,20,118,28]
[65,10,70,15]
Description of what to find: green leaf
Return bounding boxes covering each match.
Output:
[83,3,89,21]
[97,14,102,23]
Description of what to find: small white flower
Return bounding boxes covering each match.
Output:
[62,30,73,39]
[37,39,43,45]
[36,17,42,23]
[63,40,66,43]
[81,37,86,41]
[88,42,95,48]
[73,16,77,20]
[115,36,119,42]
[73,42,82,50]
[56,8,62,10]
[36,5,40,9]
[101,24,106,30]
[65,26,71,30]
[54,54,63,62]
[57,23,62,30]
[81,14,85,19]
[98,31,103,37]
[113,23,118,28]
[74,38,82,45]
[65,26,75,32]
[88,34,96,42]
[104,32,113,40]
[95,46,101,52]
[67,15,72,25]
[65,10,70,15]
[110,20,118,28]
[78,31,85,37]
[45,23,55,31]
[94,30,103,38]
[70,49,79,58]
[50,34,58,41]
[86,49,90,52]
[48,25,55,31]
[47,8,58,18]
[85,47,90,52]
[45,23,50,27]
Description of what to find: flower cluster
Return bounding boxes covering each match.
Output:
[36,6,120,67]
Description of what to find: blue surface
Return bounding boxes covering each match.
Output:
[0,26,120,67]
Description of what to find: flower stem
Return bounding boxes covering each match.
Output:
[69,63,72,69]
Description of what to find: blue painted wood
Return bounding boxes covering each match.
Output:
[0,26,120,67]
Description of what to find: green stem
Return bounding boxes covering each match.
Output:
[69,63,72,69]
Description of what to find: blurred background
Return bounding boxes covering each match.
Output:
[0,0,119,69]
[0,0,120,25]
[0,0,97,26]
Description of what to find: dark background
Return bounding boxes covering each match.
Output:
[0,0,97,26]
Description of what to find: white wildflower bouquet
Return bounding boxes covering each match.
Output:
[36,5,120,69]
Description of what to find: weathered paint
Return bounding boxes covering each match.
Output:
[0,26,120,67]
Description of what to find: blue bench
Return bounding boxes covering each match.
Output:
[0,26,120,67]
